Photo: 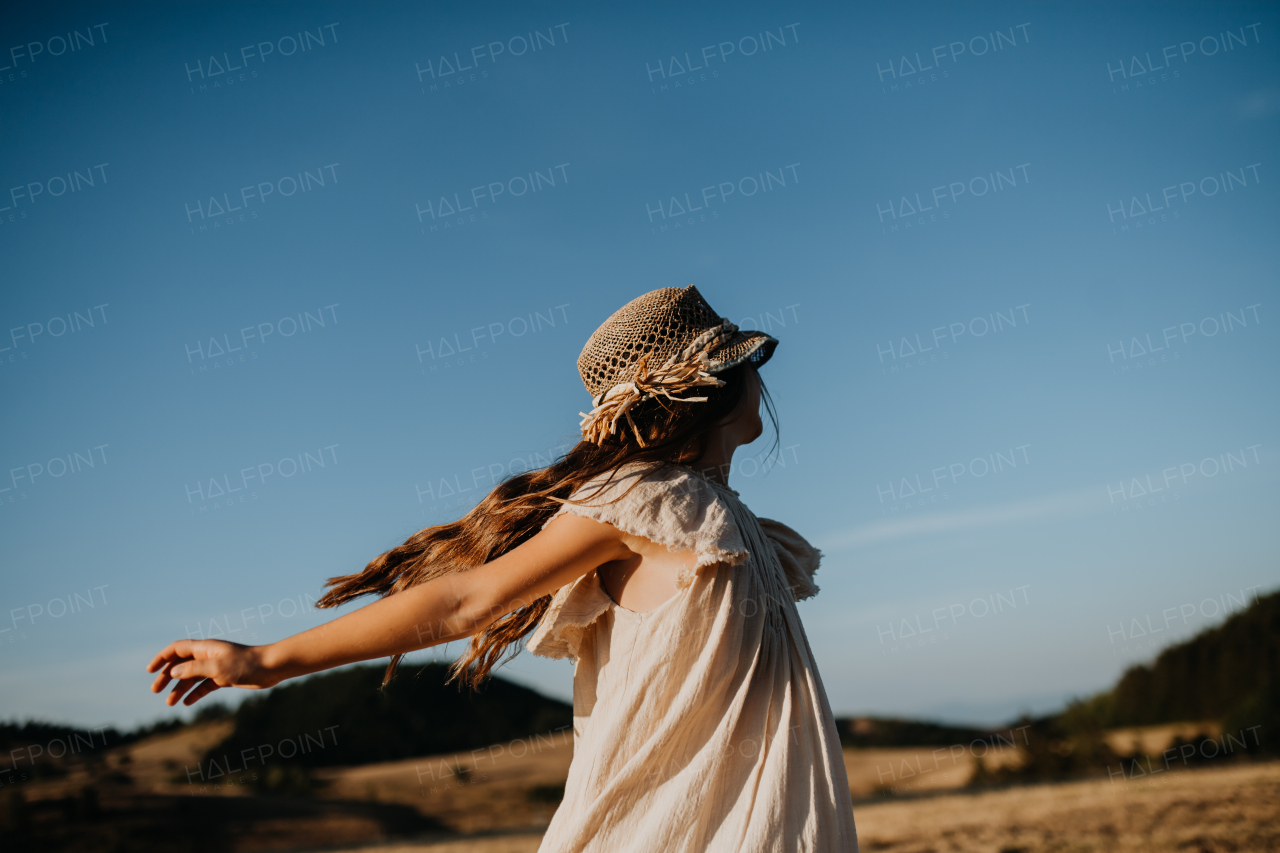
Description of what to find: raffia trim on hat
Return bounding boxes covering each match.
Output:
[578,321,738,447]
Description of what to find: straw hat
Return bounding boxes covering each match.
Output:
[577,285,777,445]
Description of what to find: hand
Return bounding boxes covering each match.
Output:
[147,639,277,707]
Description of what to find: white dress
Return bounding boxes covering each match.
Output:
[526,461,858,852]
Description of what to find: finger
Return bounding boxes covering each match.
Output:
[184,679,222,706]
[151,659,189,694]
[151,662,175,694]
[169,659,214,682]
[148,640,197,672]
[166,677,203,707]
[154,653,215,695]
[164,657,219,704]
[147,645,176,673]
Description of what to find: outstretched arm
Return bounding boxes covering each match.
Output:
[147,513,629,707]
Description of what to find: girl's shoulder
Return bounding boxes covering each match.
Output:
[544,460,750,576]
[528,461,751,661]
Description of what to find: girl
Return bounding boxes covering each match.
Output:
[148,285,859,852]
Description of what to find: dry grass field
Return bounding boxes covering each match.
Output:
[304,735,1025,832]
[1102,721,1223,757]
[13,721,1276,852]
[312,761,1280,853]
[855,761,1280,853]
[313,730,576,834]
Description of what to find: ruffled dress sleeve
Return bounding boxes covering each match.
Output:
[757,516,823,602]
[525,462,749,661]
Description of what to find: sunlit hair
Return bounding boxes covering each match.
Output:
[316,360,779,689]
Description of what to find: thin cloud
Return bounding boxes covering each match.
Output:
[818,488,1105,551]
[1237,89,1279,119]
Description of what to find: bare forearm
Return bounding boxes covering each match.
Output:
[148,515,628,708]
[261,576,483,683]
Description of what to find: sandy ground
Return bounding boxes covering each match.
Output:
[306,760,1280,852]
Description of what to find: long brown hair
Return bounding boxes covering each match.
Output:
[316,359,779,689]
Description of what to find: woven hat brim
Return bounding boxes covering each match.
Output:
[707,330,777,373]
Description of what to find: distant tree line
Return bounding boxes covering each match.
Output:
[972,589,1279,787]
[835,590,1278,792]
[1100,589,1279,731]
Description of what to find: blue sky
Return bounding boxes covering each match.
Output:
[2,1,1277,729]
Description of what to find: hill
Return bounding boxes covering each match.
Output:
[199,662,572,777]
[833,716,994,749]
